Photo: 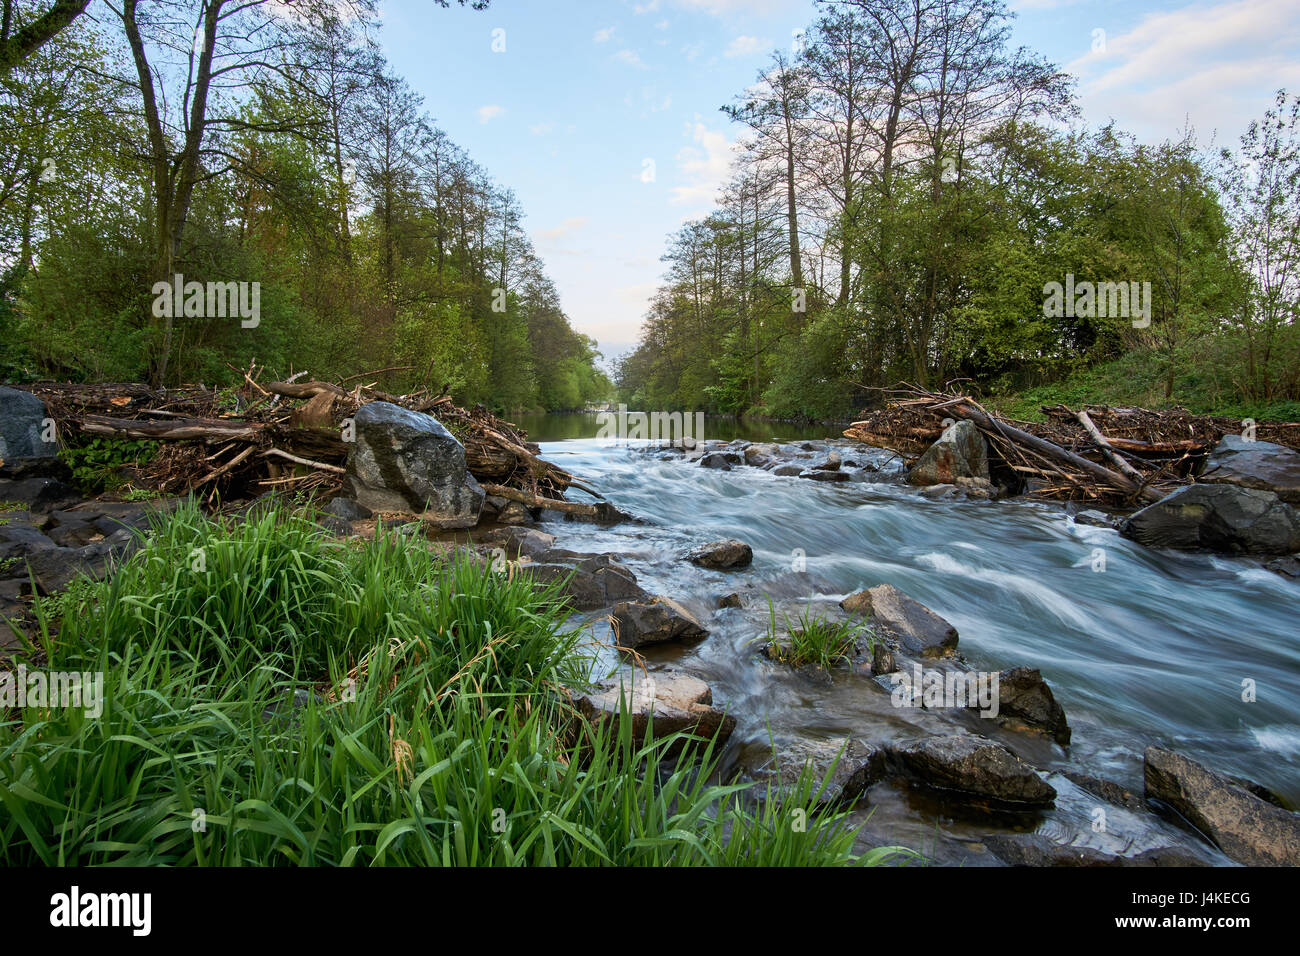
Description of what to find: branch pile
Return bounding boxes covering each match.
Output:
[845,387,1300,507]
[21,368,595,507]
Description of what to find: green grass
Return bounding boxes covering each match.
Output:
[0,501,912,866]
[761,598,867,671]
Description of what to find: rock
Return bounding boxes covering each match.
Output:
[1266,555,1300,578]
[984,834,1119,867]
[0,520,58,563]
[1121,484,1300,555]
[752,737,888,810]
[344,401,483,529]
[744,443,778,466]
[1201,434,1300,504]
[610,596,708,649]
[0,387,56,461]
[699,453,734,470]
[870,641,897,676]
[770,464,803,477]
[908,420,989,486]
[0,477,80,514]
[685,538,753,569]
[46,519,100,548]
[801,469,851,482]
[1061,770,1146,813]
[890,735,1056,807]
[0,455,70,481]
[325,497,371,522]
[479,526,556,559]
[994,667,1071,746]
[316,514,354,536]
[524,557,647,611]
[840,584,958,657]
[1143,746,1300,865]
[1072,508,1121,529]
[572,668,735,749]
[917,483,959,499]
[495,500,535,525]
[12,529,137,593]
[813,451,842,471]
[718,592,743,609]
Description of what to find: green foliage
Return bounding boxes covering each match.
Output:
[762,598,867,671]
[1,502,914,866]
[57,436,157,493]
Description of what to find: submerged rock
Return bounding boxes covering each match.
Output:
[685,538,753,569]
[610,596,708,648]
[908,420,989,486]
[699,452,738,470]
[770,464,804,477]
[1144,746,1300,866]
[572,668,735,748]
[1121,483,1300,555]
[983,834,1207,868]
[1201,434,1300,504]
[889,734,1056,808]
[345,402,484,528]
[994,667,1071,746]
[750,737,888,810]
[840,583,958,657]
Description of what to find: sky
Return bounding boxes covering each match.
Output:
[376,0,1300,364]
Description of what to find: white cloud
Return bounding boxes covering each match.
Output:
[671,116,735,207]
[613,48,648,69]
[477,104,505,124]
[724,35,767,58]
[593,26,616,43]
[535,217,589,242]
[1066,0,1300,143]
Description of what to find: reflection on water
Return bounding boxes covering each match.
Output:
[511,411,843,444]
[520,420,1300,860]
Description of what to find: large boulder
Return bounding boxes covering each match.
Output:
[571,668,735,749]
[908,420,989,486]
[0,387,56,461]
[840,583,958,657]
[610,596,708,649]
[1144,746,1300,866]
[889,734,1056,808]
[685,538,753,569]
[1201,434,1300,504]
[1120,483,1300,555]
[344,401,483,528]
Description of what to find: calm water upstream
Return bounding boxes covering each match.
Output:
[514,413,1300,862]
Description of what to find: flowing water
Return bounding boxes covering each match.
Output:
[513,413,1300,864]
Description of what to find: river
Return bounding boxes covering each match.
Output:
[513,412,1300,863]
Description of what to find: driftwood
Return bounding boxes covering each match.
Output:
[480,483,600,517]
[841,386,1280,505]
[20,369,597,506]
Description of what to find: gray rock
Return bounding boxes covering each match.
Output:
[571,668,735,750]
[1073,508,1121,529]
[479,526,556,559]
[718,592,743,609]
[0,387,56,460]
[994,667,1071,746]
[344,401,483,528]
[1121,483,1300,555]
[685,538,753,569]
[1144,746,1300,865]
[744,443,778,466]
[316,514,354,536]
[984,834,1119,867]
[495,500,535,525]
[610,596,708,649]
[751,737,888,810]
[890,734,1056,807]
[0,477,80,514]
[1061,770,1145,813]
[1201,434,1300,503]
[325,497,372,522]
[770,464,803,477]
[524,557,647,611]
[801,469,851,482]
[840,583,958,657]
[699,453,735,470]
[1266,555,1300,578]
[0,520,58,563]
[908,420,989,486]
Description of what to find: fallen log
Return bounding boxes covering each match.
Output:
[1076,409,1146,483]
[948,400,1164,504]
[77,414,264,443]
[480,483,599,517]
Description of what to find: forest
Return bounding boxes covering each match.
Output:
[615,0,1300,423]
[0,0,611,412]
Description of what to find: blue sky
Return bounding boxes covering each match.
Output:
[376,0,1300,363]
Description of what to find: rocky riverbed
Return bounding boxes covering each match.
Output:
[4,393,1299,866]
